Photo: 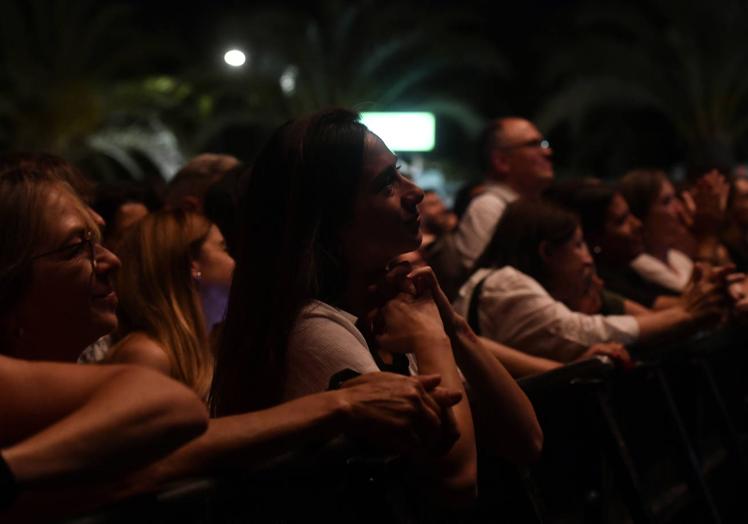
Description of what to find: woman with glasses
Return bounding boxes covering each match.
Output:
[0,170,120,361]
[0,168,210,518]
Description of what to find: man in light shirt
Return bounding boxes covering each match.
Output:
[454,117,554,271]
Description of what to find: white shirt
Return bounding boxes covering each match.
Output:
[630,249,693,293]
[454,182,519,271]
[283,300,379,400]
[453,267,640,362]
[283,300,417,400]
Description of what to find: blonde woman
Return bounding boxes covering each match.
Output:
[108,210,234,399]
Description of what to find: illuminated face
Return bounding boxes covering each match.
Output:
[195,225,235,287]
[15,188,121,361]
[643,179,682,250]
[340,132,425,271]
[544,227,596,309]
[600,193,645,263]
[493,118,554,196]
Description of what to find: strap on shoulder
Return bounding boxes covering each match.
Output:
[467,271,493,336]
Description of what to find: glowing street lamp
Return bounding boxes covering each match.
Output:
[223,49,246,67]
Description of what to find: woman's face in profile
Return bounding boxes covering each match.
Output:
[643,179,683,249]
[600,193,645,263]
[14,188,121,361]
[195,224,235,288]
[339,132,425,270]
[544,226,596,309]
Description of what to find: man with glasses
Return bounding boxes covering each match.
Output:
[454,117,554,271]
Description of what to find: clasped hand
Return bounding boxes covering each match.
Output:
[363,262,452,354]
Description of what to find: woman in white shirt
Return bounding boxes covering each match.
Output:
[455,200,728,362]
[619,169,695,292]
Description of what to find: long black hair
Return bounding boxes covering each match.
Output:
[210,109,368,415]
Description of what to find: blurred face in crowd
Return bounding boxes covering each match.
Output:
[419,192,456,235]
[492,118,554,197]
[116,202,149,232]
[105,202,149,253]
[642,179,683,250]
[597,193,644,264]
[15,187,121,361]
[542,226,595,310]
[340,132,425,271]
[195,225,235,287]
[731,178,748,229]
[193,223,235,331]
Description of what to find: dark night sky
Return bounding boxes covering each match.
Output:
[124,0,592,168]
[10,0,722,179]
[129,0,576,120]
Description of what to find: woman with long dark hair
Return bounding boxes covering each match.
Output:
[212,109,543,497]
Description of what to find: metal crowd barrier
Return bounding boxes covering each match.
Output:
[60,330,748,524]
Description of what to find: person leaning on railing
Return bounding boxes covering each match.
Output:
[210,109,543,507]
[0,169,209,519]
[0,159,479,516]
[454,199,731,363]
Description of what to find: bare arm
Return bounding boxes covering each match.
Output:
[449,328,544,464]
[0,357,207,488]
[375,293,478,505]
[113,373,463,487]
[412,273,543,462]
[407,268,543,464]
[107,332,172,376]
[623,299,651,317]
[634,306,694,342]
[479,336,561,378]
[133,391,353,483]
[651,294,682,310]
[415,291,546,462]
[637,263,730,343]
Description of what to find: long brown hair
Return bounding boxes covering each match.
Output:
[211,108,367,415]
[112,210,213,398]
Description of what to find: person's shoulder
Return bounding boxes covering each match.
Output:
[668,249,692,265]
[291,300,367,349]
[109,333,171,375]
[485,266,539,290]
[465,189,506,216]
[296,300,358,331]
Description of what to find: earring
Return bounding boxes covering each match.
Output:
[592,245,602,255]
[193,271,202,283]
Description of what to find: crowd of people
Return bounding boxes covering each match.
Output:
[1,108,747,521]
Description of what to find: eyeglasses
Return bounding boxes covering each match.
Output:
[31,229,98,270]
[498,138,551,151]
